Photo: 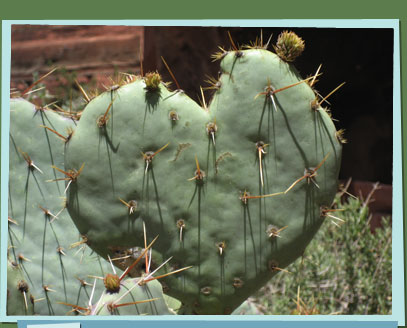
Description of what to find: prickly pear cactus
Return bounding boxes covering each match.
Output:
[7,98,112,315]
[7,260,34,315]
[92,278,173,315]
[64,35,342,314]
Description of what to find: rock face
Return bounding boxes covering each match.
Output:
[11,25,144,89]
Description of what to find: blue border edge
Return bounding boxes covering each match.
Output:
[16,320,400,328]
[0,19,404,327]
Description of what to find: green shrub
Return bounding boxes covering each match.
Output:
[252,187,392,315]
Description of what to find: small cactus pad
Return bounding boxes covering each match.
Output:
[65,44,341,314]
[274,30,305,62]
[7,98,112,315]
[91,278,173,315]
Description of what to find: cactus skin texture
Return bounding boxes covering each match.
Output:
[7,98,112,315]
[65,42,342,314]
[7,260,34,315]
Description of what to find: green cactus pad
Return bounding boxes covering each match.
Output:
[7,260,34,315]
[65,47,342,314]
[92,278,173,315]
[7,98,112,315]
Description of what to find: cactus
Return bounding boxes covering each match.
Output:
[273,30,305,62]
[8,31,344,315]
[58,233,185,316]
[7,94,187,318]
[59,277,174,316]
[63,31,342,315]
[7,260,34,315]
[7,98,113,315]
[91,278,173,315]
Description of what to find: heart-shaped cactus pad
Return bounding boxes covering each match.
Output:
[64,45,342,314]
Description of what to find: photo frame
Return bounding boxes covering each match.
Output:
[1,14,404,328]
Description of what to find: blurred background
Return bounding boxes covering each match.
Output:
[9,25,393,314]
